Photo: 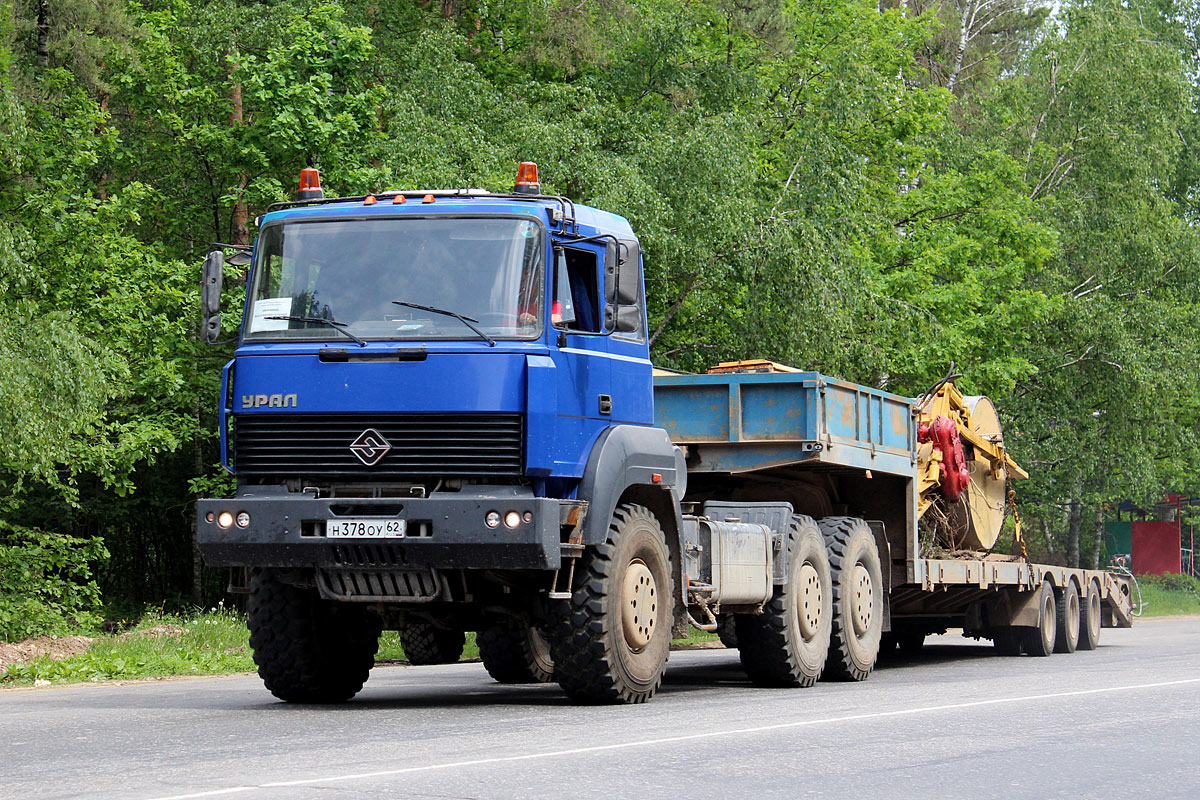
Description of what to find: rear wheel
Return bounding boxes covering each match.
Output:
[1078,579,1102,651]
[716,615,738,649]
[478,621,555,684]
[1021,580,1057,657]
[400,623,465,666]
[736,515,832,687]
[247,569,381,703]
[819,517,883,681]
[1054,582,1081,654]
[552,503,673,704]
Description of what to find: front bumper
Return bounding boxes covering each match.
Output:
[197,488,574,570]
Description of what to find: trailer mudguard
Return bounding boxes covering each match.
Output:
[577,425,684,547]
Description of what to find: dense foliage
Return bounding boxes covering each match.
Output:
[2,0,1199,637]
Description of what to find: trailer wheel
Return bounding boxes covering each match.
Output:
[992,628,1022,656]
[1053,582,1081,654]
[478,622,555,683]
[735,515,831,687]
[819,517,883,681]
[1021,580,1057,657]
[247,569,381,703]
[400,623,466,666]
[1078,579,1102,651]
[552,503,672,704]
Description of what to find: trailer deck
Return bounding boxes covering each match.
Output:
[654,369,1134,629]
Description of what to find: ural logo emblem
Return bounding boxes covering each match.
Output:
[349,429,392,466]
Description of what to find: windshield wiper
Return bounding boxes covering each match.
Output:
[391,301,496,347]
[264,315,368,348]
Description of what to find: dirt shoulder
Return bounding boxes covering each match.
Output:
[0,636,95,673]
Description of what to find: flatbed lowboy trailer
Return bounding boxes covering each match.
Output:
[655,367,1133,661]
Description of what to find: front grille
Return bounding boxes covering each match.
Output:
[317,568,443,602]
[332,543,411,568]
[233,413,523,477]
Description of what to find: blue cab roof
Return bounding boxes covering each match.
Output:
[260,193,638,240]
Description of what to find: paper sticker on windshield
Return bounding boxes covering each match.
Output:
[251,297,292,331]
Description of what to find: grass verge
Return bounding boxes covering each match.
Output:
[1134,573,1200,616]
[1,606,254,685]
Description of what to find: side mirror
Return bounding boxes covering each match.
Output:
[603,241,641,306]
[201,249,224,343]
[604,304,640,333]
[604,240,641,333]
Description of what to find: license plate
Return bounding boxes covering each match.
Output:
[326,518,407,538]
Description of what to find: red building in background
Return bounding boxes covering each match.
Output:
[1132,520,1183,575]
[1111,494,1194,575]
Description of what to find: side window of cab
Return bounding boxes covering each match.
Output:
[552,246,602,333]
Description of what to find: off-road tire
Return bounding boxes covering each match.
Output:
[401,623,466,666]
[1078,579,1102,651]
[1022,580,1057,657]
[478,622,555,683]
[551,503,672,704]
[247,569,381,703]
[992,627,1022,656]
[819,516,883,681]
[735,515,831,687]
[716,615,739,649]
[1053,581,1081,654]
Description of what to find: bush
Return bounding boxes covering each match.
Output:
[1139,573,1200,594]
[0,522,107,641]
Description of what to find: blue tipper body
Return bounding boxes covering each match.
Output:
[653,371,918,477]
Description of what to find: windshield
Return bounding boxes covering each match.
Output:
[243,217,544,343]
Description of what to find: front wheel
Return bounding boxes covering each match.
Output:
[552,503,673,704]
[247,569,381,703]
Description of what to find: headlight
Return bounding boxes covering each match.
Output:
[504,510,521,529]
[217,511,234,529]
[235,512,251,528]
[485,511,500,528]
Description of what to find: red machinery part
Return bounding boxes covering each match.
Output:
[918,416,971,502]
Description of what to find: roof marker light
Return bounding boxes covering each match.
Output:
[364,195,377,205]
[422,194,435,204]
[392,194,406,204]
[297,168,324,201]
[513,162,540,195]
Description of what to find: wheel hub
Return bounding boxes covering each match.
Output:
[798,562,822,639]
[852,564,874,636]
[622,560,657,650]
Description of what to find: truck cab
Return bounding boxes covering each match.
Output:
[197,165,685,703]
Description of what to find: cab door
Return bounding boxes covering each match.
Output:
[546,241,614,476]
[602,239,653,426]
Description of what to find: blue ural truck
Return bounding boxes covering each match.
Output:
[197,164,1133,705]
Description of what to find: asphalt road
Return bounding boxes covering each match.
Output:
[2,617,1197,800]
